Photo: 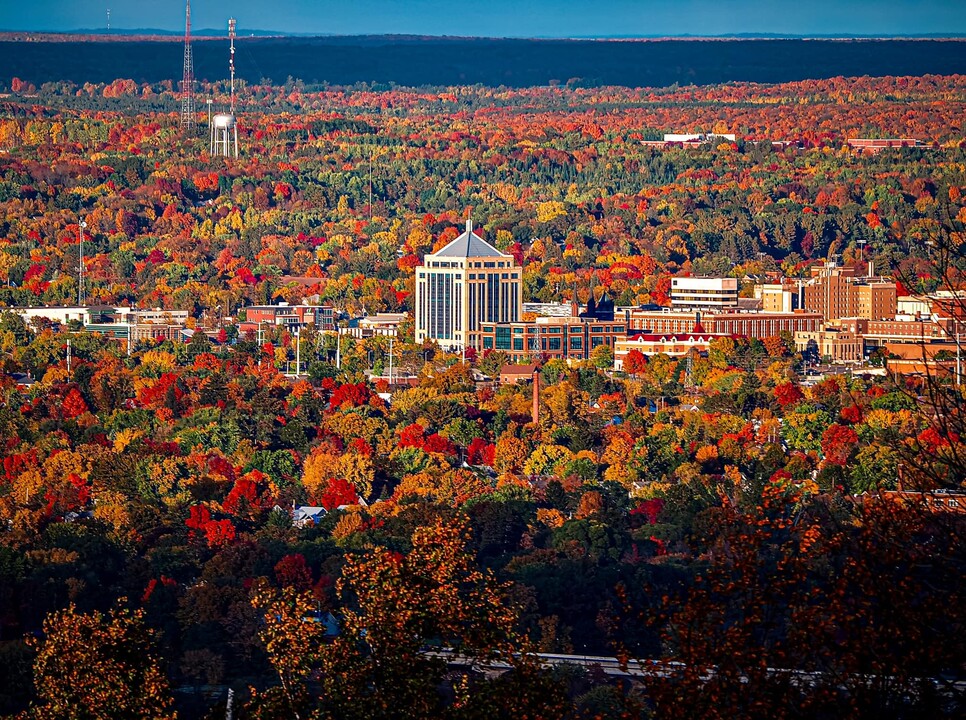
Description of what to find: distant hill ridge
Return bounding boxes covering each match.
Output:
[3,29,966,39]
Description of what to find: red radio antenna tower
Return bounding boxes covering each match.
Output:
[181,1,195,130]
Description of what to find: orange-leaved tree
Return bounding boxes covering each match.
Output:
[26,602,177,720]
[250,516,567,719]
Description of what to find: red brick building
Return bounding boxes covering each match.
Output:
[241,303,335,332]
[627,309,822,339]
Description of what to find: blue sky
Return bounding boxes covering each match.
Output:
[2,0,965,37]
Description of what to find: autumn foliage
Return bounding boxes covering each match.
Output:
[0,71,964,718]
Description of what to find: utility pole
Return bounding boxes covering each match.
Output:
[295,327,301,377]
[66,338,71,375]
[957,323,962,387]
[78,221,86,306]
[388,337,394,386]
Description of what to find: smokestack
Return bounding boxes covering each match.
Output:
[532,369,540,424]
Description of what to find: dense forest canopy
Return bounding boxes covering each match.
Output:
[0,73,963,719]
[0,75,963,315]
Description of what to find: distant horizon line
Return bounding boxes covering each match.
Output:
[1,28,965,41]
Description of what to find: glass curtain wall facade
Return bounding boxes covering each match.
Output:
[415,221,522,350]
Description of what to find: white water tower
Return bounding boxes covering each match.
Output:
[210,18,238,158]
[211,112,237,158]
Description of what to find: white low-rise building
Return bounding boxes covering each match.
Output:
[670,277,739,311]
[350,312,408,338]
[663,133,737,143]
[2,305,91,325]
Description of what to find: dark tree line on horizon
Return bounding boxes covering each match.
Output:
[1,38,965,88]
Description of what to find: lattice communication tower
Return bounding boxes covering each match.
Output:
[181,1,195,130]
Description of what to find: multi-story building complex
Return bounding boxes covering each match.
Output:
[614,332,726,369]
[348,313,407,339]
[627,308,822,339]
[1,305,194,348]
[243,303,334,331]
[670,277,739,311]
[126,308,191,325]
[711,310,823,337]
[478,313,627,364]
[926,290,966,321]
[415,220,522,350]
[641,133,739,149]
[115,308,190,344]
[896,295,932,317]
[663,133,737,143]
[846,138,926,154]
[803,262,897,321]
[834,317,954,348]
[522,302,576,318]
[855,282,898,321]
[879,342,961,378]
[3,305,93,326]
[756,281,804,314]
[129,323,188,343]
[794,329,864,364]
